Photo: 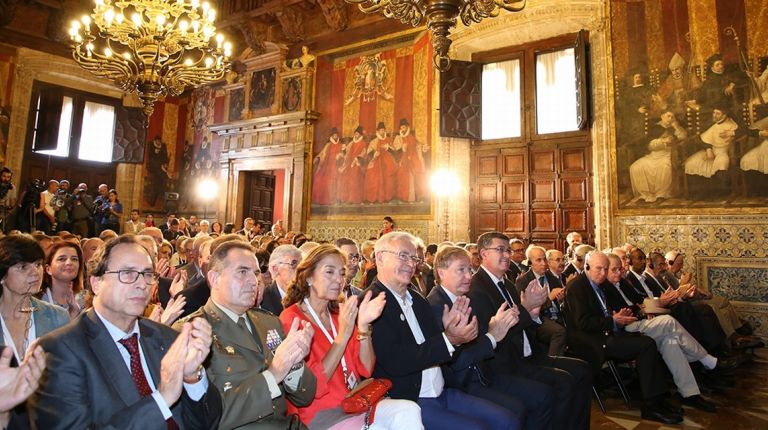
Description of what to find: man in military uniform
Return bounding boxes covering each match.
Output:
[175,240,316,429]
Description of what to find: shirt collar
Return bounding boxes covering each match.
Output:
[480,265,504,285]
[211,299,245,324]
[440,285,458,304]
[95,310,140,342]
[384,285,412,307]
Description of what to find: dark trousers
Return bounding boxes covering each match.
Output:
[605,333,668,401]
[537,317,567,356]
[418,387,521,430]
[510,355,592,430]
[672,301,727,353]
[465,372,553,430]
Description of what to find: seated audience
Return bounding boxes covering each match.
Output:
[514,246,566,356]
[29,235,222,428]
[564,251,682,424]
[429,246,547,429]
[505,238,528,280]
[177,240,316,429]
[280,244,422,429]
[602,252,719,412]
[334,237,364,298]
[469,232,592,430]
[368,231,519,430]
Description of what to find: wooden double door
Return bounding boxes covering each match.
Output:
[471,140,592,250]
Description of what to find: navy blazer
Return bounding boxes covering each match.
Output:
[366,279,452,401]
[260,282,284,316]
[426,286,495,389]
[468,268,542,373]
[29,309,222,429]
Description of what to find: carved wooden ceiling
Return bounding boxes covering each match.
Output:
[0,0,414,60]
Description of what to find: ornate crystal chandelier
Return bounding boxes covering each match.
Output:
[69,0,233,118]
[345,0,526,70]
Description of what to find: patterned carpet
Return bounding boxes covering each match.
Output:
[589,349,768,430]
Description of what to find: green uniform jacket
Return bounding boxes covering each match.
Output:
[176,299,316,429]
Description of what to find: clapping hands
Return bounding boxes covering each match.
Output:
[612,308,637,327]
[442,296,478,346]
[0,345,45,413]
[269,317,314,382]
[158,318,213,406]
[487,302,519,342]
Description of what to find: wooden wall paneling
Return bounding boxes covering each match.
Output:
[503,209,526,233]
[503,181,525,204]
[531,209,557,232]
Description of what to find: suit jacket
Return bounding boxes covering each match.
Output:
[561,263,579,282]
[177,300,316,430]
[514,269,563,320]
[426,286,495,389]
[563,273,614,368]
[177,275,210,318]
[468,268,543,373]
[601,279,643,317]
[30,309,222,429]
[626,270,664,298]
[504,261,528,281]
[366,279,452,401]
[260,282,284,316]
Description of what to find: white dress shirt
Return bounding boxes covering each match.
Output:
[384,286,454,398]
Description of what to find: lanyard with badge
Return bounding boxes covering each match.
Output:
[303,298,358,390]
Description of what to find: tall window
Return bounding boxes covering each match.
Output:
[535,48,578,134]
[482,59,521,139]
[29,83,117,163]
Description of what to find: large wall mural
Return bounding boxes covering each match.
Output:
[610,0,768,211]
[310,33,434,217]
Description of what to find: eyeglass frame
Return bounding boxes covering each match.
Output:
[484,246,513,255]
[378,250,424,265]
[277,259,299,269]
[103,269,159,284]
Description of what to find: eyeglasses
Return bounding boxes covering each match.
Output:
[348,253,362,262]
[278,259,299,268]
[379,250,424,265]
[511,248,525,254]
[104,269,158,284]
[485,246,512,254]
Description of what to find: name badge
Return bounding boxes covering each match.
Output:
[346,372,358,390]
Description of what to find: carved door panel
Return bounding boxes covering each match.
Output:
[471,143,593,249]
[245,171,275,224]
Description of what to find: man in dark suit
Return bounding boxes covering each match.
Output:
[367,231,519,430]
[469,232,592,430]
[335,237,364,298]
[427,245,553,430]
[627,249,727,354]
[564,250,682,424]
[261,244,301,315]
[30,235,222,429]
[515,246,566,356]
[561,244,593,283]
[504,238,528,281]
[177,240,316,429]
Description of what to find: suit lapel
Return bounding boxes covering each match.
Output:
[83,310,142,407]
[139,319,166,388]
[245,310,269,359]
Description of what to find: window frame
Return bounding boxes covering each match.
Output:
[26,80,120,164]
[472,32,590,145]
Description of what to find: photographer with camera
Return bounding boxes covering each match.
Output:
[97,188,122,234]
[54,179,74,233]
[35,180,59,235]
[0,167,16,233]
[92,184,109,235]
[70,183,94,238]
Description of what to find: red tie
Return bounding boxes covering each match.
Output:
[119,334,179,430]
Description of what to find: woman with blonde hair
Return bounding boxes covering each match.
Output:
[280,244,423,429]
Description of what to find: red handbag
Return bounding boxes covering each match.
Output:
[341,378,392,428]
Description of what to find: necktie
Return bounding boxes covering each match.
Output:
[118,334,179,430]
[497,281,514,306]
[237,316,251,333]
[118,334,153,398]
[541,276,559,319]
